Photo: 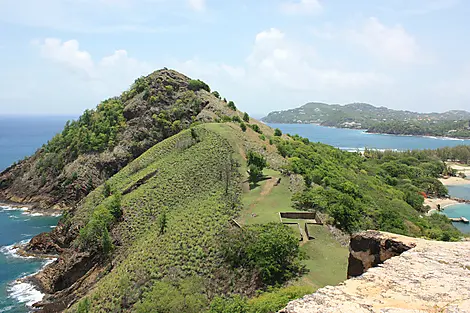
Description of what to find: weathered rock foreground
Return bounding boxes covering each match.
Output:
[281,231,470,313]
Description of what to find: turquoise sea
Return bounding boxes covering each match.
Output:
[0,116,68,312]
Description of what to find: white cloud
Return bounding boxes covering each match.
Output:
[188,0,205,11]
[281,0,322,15]
[349,17,424,64]
[34,38,151,98]
[246,28,388,91]
[37,39,94,77]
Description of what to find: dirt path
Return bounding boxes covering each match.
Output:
[260,177,277,196]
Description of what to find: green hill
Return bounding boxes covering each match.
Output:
[4,70,462,313]
[262,102,470,138]
[0,69,263,211]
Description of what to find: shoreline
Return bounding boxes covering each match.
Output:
[425,198,460,216]
[1,238,57,309]
[0,201,62,217]
[264,122,470,141]
[439,177,470,186]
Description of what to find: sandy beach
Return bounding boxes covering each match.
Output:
[425,198,459,215]
[439,177,470,186]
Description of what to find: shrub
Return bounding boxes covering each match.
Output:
[228,101,237,111]
[274,128,282,136]
[232,116,242,123]
[220,223,304,286]
[243,112,250,122]
[188,79,211,92]
[240,122,247,132]
[135,278,208,313]
[212,91,221,99]
[259,134,266,141]
[208,295,247,313]
[221,115,232,123]
[250,124,262,134]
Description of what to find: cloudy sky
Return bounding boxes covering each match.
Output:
[0,0,469,116]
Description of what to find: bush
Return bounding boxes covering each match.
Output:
[232,116,242,123]
[274,128,282,136]
[228,101,237,111]
[135,278,208,313]
[250,124,262,134]
[188,79,211,92]
[243,112,250,122]
[212,91,221,99]
[208,295,247,313]
[240,122,247,132]
[247,286,314,313]
[220,223,304,286]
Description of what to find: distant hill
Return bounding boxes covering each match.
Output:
[262,102,470,138]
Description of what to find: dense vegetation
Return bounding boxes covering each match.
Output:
[275,134,461,240]
[262,102,470,138]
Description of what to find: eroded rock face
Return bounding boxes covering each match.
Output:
[347,231,416,278]
[280,231,470,313]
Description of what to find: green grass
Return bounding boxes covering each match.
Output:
[296,226,349,288]
[67,124,245,312]
[239,169,348,290]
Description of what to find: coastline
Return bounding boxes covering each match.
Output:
[425,198,460,215]
[0,201,62,217]
[0,206,59,309]
[439,177,470,186]
[264,122,470,141]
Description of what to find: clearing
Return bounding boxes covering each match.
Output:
[238,168,349,290]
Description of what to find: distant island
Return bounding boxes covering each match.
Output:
[262,102,470,139]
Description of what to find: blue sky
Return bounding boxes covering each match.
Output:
[0,0,469,116]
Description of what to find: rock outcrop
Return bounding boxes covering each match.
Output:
[281,231,470,313]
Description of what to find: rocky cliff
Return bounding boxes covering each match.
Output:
[281,231,470,313]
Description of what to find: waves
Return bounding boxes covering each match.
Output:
[0,204,61,217]
[0,240,56,309]
[7,281,44,307]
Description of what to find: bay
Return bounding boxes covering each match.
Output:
[267,123,470,151]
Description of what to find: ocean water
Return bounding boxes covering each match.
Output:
[444,204,470,234]
[0,208,59,312]
[447,185,470,201]
[0,116,72,172]
[0,116,68,312]
[268,123,470,151]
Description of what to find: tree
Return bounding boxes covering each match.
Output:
[250,124,262,134]
[228,101,237,110]
[248,164,263,184]
[212,91,221,99]
[220,223,304,285]
[158,211,168,235]
[188,79,211,92]
[240,122,247,132]
[247,151,267,185]
[247,151,267,169]
[274,128,282,136]
[243,112,250,122]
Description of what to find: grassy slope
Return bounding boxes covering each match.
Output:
[68,124,244,312]
[238,168,348,290]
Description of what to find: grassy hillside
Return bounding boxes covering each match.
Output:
[67,125,243,311]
